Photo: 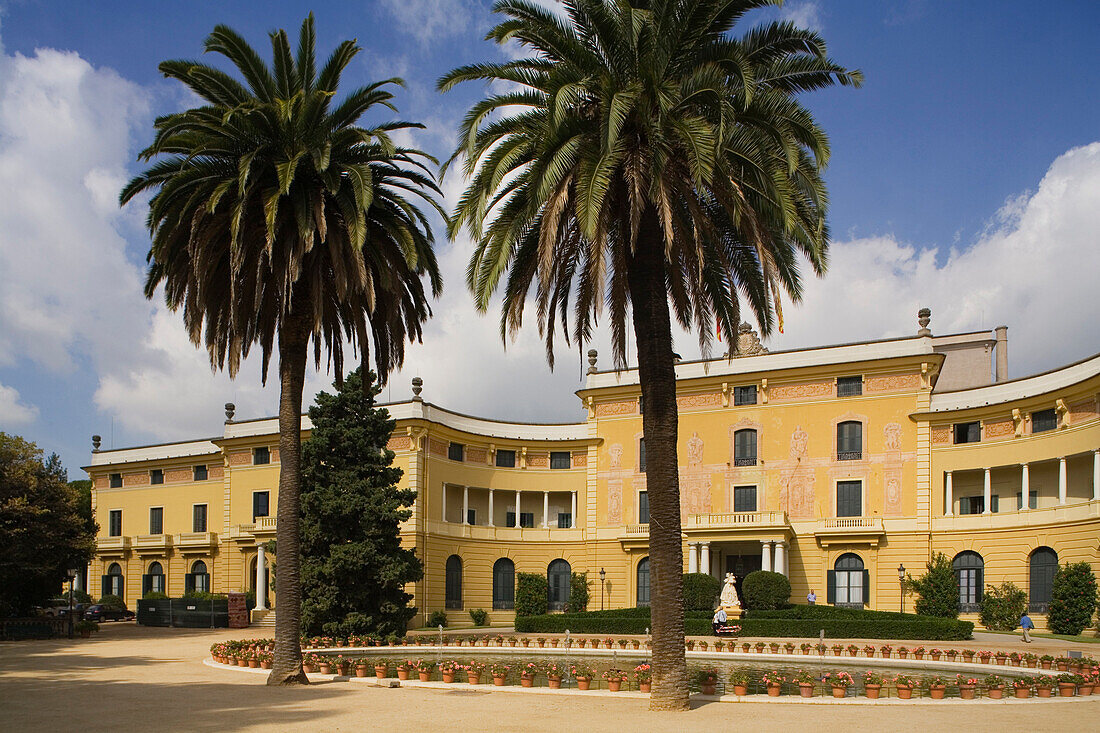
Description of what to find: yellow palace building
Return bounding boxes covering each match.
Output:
[85,311,1100,629]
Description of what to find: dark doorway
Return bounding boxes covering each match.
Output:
[725,553,762,602]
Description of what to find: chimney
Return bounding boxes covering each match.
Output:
[994,326,1008,382]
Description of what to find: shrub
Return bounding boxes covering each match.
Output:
[97,594,126,610]
[180,591,228,601]
[1048,562,1098,635]
[469,608,488,626]
[908,552,959,618]
[74,619,99,634]
[569,572,590,612]
[426,610,447,628]
[742,571,790,610]
[142,591,169,600]
[979,582,1027,631]
[67,589,93,604]
[515,573,548,617]
[682,573,722,612]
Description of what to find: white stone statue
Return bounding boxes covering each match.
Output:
[719,572,741,611]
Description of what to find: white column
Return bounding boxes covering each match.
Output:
[515,490,522,527]
[571,492,577,528]
[463,486,469,525]
[983,468,992,514]
[542,491,549,528]
[1093,450,1100,501]
[442,484,448,522]
[944,472,953,516]
[688,543,699,574]
[700,543,711,577]
[774,541,787,577]
[255,544,267,611]
[761,541,773,572]
[488,489,494,527]
[1021,463,1030,511]
[1058,457,1067,505]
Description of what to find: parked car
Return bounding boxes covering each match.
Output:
[84,604,135,622]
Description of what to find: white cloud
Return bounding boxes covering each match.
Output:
[0,382,38,427]
[378,0,479,45]
[779,1,823,31]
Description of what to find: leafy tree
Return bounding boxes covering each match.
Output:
[68,479,97,536]
[742,571,791,610]
[569,572,590,612]
[1048,562,1097,636]
[907,553,959,619]
[0,434,96,617]
[122,14,441,684]
[979,582,1027,631]
[516,573,548,616]
[682,573,722,612]
[441,0,859,710]
[299,369,422,639]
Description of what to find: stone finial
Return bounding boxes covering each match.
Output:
[224,402,236,422]
[92,435,101,452]
[917,307,932,337]
[411,376,423,401]
[731,323,769,357]
[587,349,598,374]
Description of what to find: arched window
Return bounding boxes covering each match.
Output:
[185,560,210,594]
[828,553,866,607]
[733,429,757,466]
[547,559,571,611]
[636,557,650,607]
[837,421,862,460]
[143,561,165,596]
[1029,547,1058,613]
[953,551,984,612]
[492,558,515,610]
[103,562,125,598]
[445,555,463,609]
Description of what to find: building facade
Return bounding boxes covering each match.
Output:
[85,315,1100,629]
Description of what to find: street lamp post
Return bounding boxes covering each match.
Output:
[599,568,606,611]
[66,568,77,638]
[897,564,906,613]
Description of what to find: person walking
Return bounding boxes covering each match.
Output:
[807,589,817,605]
[1020,612,1034,643]
[712,607,727,635]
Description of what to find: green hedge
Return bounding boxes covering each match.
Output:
[515,573,548,616]
[749,604,917,621]
[683,573,721,612]
[743,571,791,610]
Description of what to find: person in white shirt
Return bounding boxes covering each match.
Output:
[807,589,817,605]
[712,607,727,635]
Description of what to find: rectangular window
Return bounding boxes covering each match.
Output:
[448,442,464,461]
[836,480,862,517]
[109,473,122,488]
[193,464,208,481]
[733,430,757,466]
[959,495,985,515]
[991,494,999,513]
[519,512,534,528]
[252,447,270,465]
[837,376,863,397]
[733,485,757,512]
[495,449,516,468]
[638,491,650,524]
[1016,492,1038,510]
[1031,409,1057,433]
[108,509,122,537]
[149,507,163,535]
[550,451,571,469]
[466,508,476,525]
[557,512,572,529]
[193,504,208,533]
[733,385,757,406]
[837,422,863,460]
[954,422,981,444]
[150,469,164,485]
[253,491,270,520]
[639,438,646,473]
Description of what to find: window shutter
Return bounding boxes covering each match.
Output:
[826,571,836,604]
[184,573,195,594]
[862,570,870,604]
[142,574,151,595]
[976,569,984,602]
[102,576,110,598]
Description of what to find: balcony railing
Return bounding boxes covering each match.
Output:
[96,536,130,553]
[625,524,649,535]
[733,457,757,467]
[837,451,862,461]
[176,531,218,550]
[685,510,788,528]
[823,517,879,529]
[133,534,172,551]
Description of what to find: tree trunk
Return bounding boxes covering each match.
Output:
[628,209,689,711]
[266,313,311,686]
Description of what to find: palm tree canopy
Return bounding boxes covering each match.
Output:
[441,0,861,367]
[122,13,443,383]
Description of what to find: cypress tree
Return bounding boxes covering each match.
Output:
[300,369,422,638]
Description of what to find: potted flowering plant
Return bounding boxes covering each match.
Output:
[1034,675,1053,697]
[791,669,817,697]
[846,644,860,658]
[631,638,641,649]
[784,642,796,654]
[571,663,596,690]
[741,642,751,653]
[549,637,559,648]
[603,668,627,692]
[373,660,387,679]
[603,637,614,649]
[1013,676,1033,698]
[800,642,813,655]
[977,650,993,665]
[897,645,909,659]
[761,670,786,696]
[879,644,893,658]
[729,669,751,696]
[863,670,885,699]
[755,641,766,653]
[912,646,926,660]
[301,654,318,674]
[922,674,949,700]
[945,648,958,662]
[1008,651,1021,667]
[815,642,827,655]
[465,661,487,685]
[696,668,719,695]
[929,648,942,661]
[1039,654,1054,669]
[1079,672,1096,696]
[714,640,726,652]
[698,639,709,651]
[536,637,546,648]
[395,661,411,681]
[439,660,459,683]
[984,674,1005,699]
[414,659,433,681]
[956,674,979,699]
[893,673,917,699]
[545,662,564,689]
[769,641,780,653]
[823,671,854,698]
[634,663,652,692]
[995,650,1008,666]
[1056,673,1079,696]
[353,658,369,677]
[507,636,518,647]
[519,662,539,687]
[519,637,529,648]
[685,638,696,651]
[961,649,976,663]
[863,645,875,658]
[75,620,99,639]
[831,643,843,657]
[318,657,334,675]
[494,635,505,647]
[490,662,511,686]
[1056,657,1070,672]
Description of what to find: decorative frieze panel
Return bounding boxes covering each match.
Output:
[931,426,952,445]
[386,436,411,451]
[865,374,921,393]
[270,449,280,463]
[572,452,587,467]
[595,400,637,417]
[429,438,447,457]
[465,447,488,463]
[209,465,224,480]
[123,473,149,487]
[229,450,251,466]
[1069,399,1098,425]
[93,476,108,489]
[165,468,192,483]
[676,392,722,410]
[768,381,833,402]
[983,420,1014,440]
[526,452,549,468]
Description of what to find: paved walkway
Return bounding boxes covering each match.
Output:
[1,623,1096,732]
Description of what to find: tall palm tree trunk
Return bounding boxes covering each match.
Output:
[628,210,689,711]
[267,313,311,686]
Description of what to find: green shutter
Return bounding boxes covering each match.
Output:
[142,574,151,595]
[826,570,836,604]
[862,570,870,605]
[184,573,195,594]
[102,576,110,598]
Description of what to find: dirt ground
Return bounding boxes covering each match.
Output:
[1,623,1095,732]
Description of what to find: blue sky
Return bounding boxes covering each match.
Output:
[0,0,1098,473]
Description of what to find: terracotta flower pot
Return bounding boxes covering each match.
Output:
[577,678,591,691]
[848,650,858,657]
[988,686,1004,699]
[733,684,748,696]
[865,684,881,699]
[802,649,812,655]
[832,686,847,698]
[336,665,349,676]
[1058,683,1075,697]
[1036,686,1052,698]
[1057,662,1068,671]
[898,651,908,659]
[701,683,716,695]
[375,665,387,679]
[1079,684,1094,697]
[799,683,814,698]
[493,675,506,686]
[608,680,622,692]
[928,685,946,700]
[959,685,975,700]
[354,665,368,677]
[913,653,924,660]
[508,639,517,647]
[418,671,431,682]
[442,672,455,683]
[467,673,481,685]
[1014,687,1031,699]
[520,675,534,687]
[632,641,640,649]
[548,675,561,689]
[319,664,333,674]
[962,654,974,663]
[766,683,782,697]
[397,669,409,681]
[302,664,316,674]
[639,682,651,693]
[237,659,248,667]
[1040,661,1051,669]
[260,661,271,670]
[248,659,259,668]
[896,685,913,700]
[931,653,941,661]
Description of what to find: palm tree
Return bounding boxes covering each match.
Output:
[441,0,859,709]
[122,15,442,685]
